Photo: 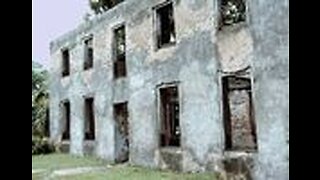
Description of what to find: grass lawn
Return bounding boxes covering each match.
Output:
[32,154,217,180]
[32,153,105,170]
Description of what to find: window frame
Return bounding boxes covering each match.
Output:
[61,48,70,77]
[84,97,95,141]
[222,76,258,152]
[84,35,94,70]
[153,1,176,51]
[156,82,181,148]
[112,24,127,79]
[61,100,70,141]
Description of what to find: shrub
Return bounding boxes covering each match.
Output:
[32,136,55,155]
[32,61,49,138]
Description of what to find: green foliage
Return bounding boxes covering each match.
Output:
[220,0,246,26]
[89,0,123,14]
[115,26,125,55]
[32,61,49,137]
[32,136,55,155]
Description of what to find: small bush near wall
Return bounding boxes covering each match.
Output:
[32,136,55,155]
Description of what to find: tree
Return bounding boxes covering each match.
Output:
[89,0,103,14]
[89,0,123,14]
[32,61,49,137]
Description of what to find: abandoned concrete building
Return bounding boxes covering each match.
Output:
[49,0,289,179]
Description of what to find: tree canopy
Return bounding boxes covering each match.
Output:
[89,0,123,14]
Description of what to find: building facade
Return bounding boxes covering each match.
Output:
[49,0,289,179]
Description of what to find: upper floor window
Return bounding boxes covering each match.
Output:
[113,25,126,79]
[155,2,176,49]
[220,0,246,26]
[61,49,70,77]
[84,37,94,70]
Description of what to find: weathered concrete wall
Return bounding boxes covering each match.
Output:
[126,0,222,171]
[49,6,118,160]
[49,0,289,177]
[216,24,253,73]
[248,0,289,179]
[50,0,221,168]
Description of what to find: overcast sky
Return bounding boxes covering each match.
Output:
[32,0,90,67]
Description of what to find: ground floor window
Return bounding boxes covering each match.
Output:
[159,86,180,147]
[62,100,70,140]
[114,102,129,163]
[222,76,257,151]
[84,97,95,140]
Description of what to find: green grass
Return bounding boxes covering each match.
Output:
[59,166,216,180]
[32,153,105,170]
[32,154,217,180]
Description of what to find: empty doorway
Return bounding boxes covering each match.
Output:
[114,102,129,163]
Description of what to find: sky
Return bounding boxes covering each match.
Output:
[32,0,90,67]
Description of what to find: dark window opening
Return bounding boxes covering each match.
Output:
[84,37,94,70]
[114,102,129,137]
[222,76,257,151]
[62,49,70,77]
[44,108,50,137]
[220,0,246,26]
[114,102,129,163]
[85,97,95,140]
[155,2,176,49]
[160,86,180,147]
[62,101,70,140]
[113,25,126,79]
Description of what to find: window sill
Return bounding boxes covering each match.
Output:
[156,41,176,51]
[61,140,70,144]
[223,150,258,157]
[114,76,127,81]
[218,21,247,32]
[84,67,93,71]
[160,147,182,154]
[84,139,96,142]
[62,74,70,78]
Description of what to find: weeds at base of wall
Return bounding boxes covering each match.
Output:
[32,136,55,155]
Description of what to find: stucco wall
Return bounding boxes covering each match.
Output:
[248,0,289,179]
[50,0,221,168]
[49,0,289,178]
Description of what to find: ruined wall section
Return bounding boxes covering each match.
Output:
[50,0,224,170]
[49,2,129,161]
[125,0,222,171]
[216,24,253,73]
[48,0,289,176]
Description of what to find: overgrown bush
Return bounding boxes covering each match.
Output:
[32,61,49,137]
[32,136,55,155]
